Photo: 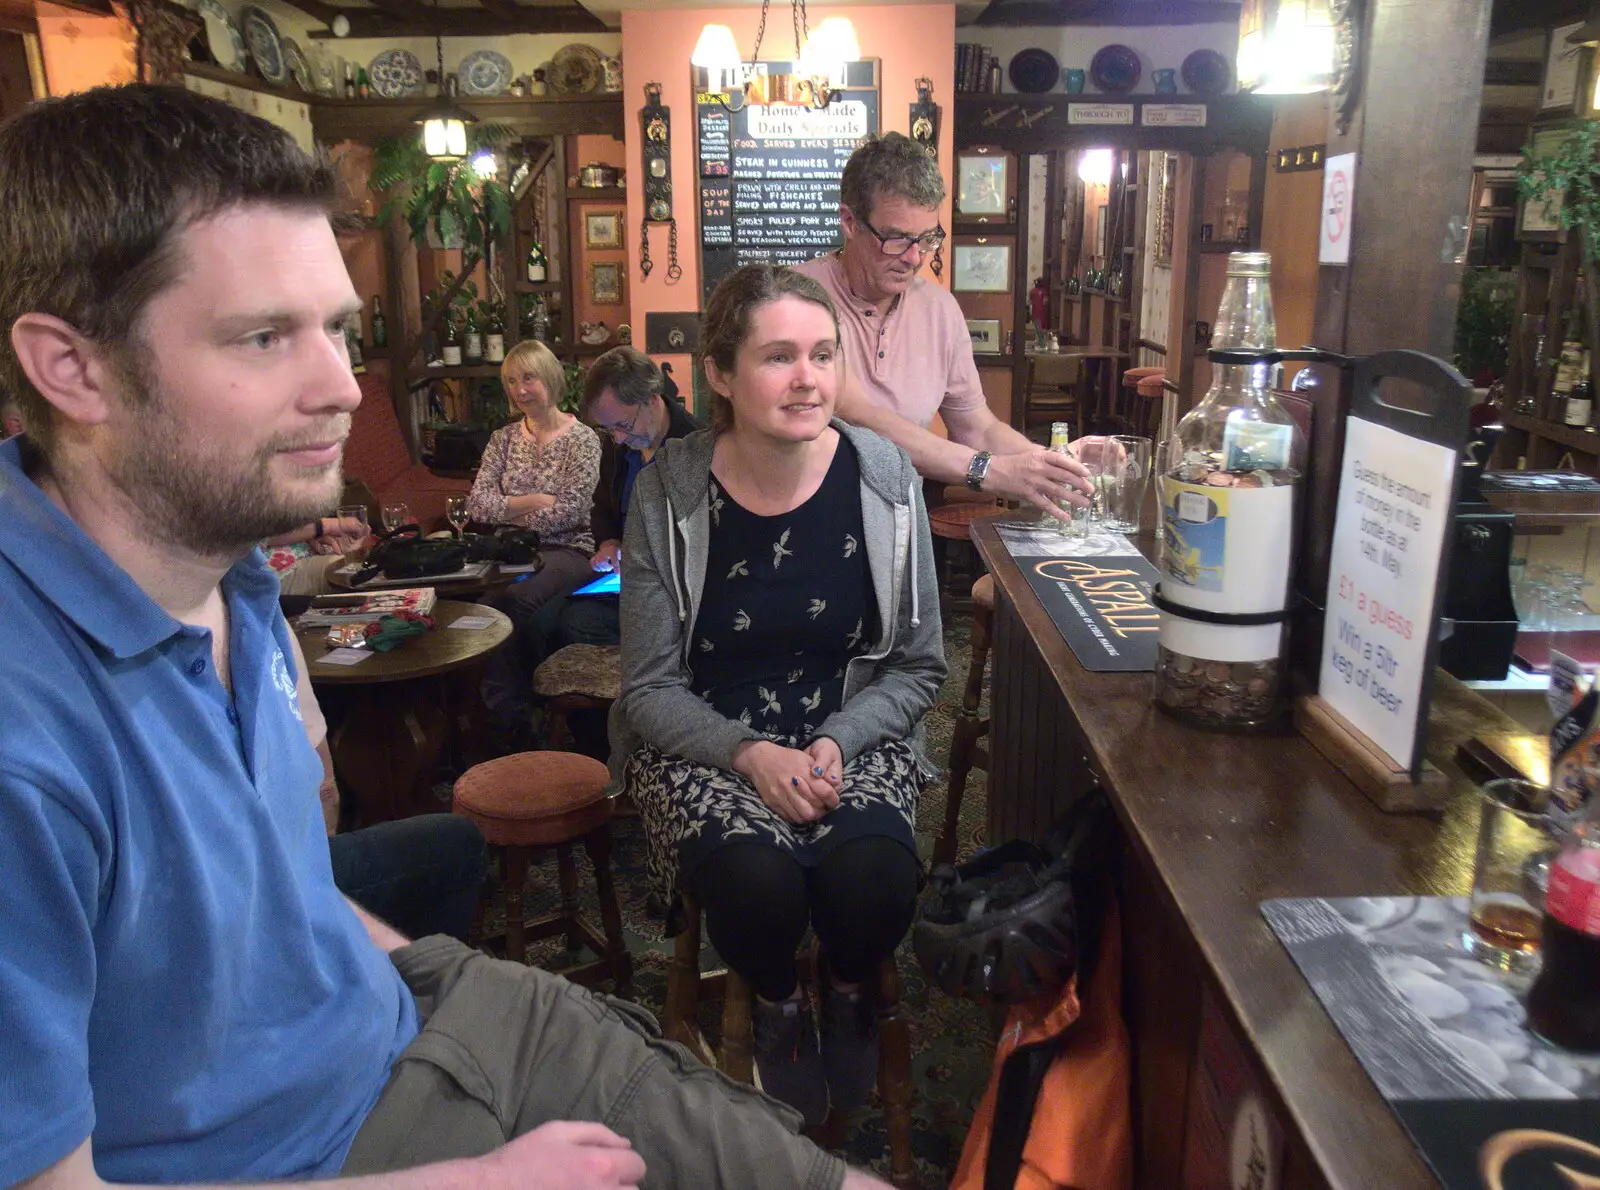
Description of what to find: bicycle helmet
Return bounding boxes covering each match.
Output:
[913,789,1113,1005]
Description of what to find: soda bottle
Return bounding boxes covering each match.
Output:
[1525,821,1600,1051]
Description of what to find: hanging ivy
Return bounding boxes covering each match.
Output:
[1519,120,1600,261]
[368,124,515,257]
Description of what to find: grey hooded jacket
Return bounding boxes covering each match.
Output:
[609,420,946,785]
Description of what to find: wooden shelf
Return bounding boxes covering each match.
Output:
[181,61,314,105]
[1502,411,1600,455]
[1082,289,1126,304]
[1196,240,1255,254]
[974,353,1016,366]
[954,220,1018,235]
[568,186,626,199]
[363,345,391,359]
[516,280,564,294]
[406,364,504,379]
[311,93,625,144]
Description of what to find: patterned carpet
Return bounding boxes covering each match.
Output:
[489,613,996,1188]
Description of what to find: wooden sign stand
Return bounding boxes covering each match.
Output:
[1295,349,1472,815]
[1295,694,1450,812]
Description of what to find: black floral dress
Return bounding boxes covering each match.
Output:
[624,438,923,917]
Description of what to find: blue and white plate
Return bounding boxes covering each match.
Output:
[281,36,313,92]
[458,49,513,97]
[368,48,424,98]
[196,0,247,73]
[240,6,286,85]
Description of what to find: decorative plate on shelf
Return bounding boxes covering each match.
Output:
[196,0,247,73]
[369,48,424,97]
[549,43,602,94]
[281,37,313,92]
[1181,48,1233,96]
[1089,43,1141,94]
[1007,48,1059,94]
[239,6,287,85]
[457,49,513,96]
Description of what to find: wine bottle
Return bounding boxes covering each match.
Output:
[530,298,551,345]
[345,323,365,374]
[1569,350,1594,429]
[370,296,387,349]
[442,316,462,367]
[356,68,370,99]
[526,238,547,283]
[343,63,355,99]
[1550,280,1586,422]
[484,305,505,362]
[463,307,483,364]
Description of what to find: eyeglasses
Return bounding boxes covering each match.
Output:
[595,400,646,437]
[858,214,946,257]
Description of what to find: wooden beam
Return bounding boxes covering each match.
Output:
[973,0,1241,27]
[308,3,605,38]
[311,92,623,144]
[268,0,341,25]
[477,0,526,24]
[363,0,434,25]
[1490,0,1584,40]
[1482,58,1543,86]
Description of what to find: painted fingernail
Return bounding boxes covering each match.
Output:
[791,777,800,787]
[812,766,824,776]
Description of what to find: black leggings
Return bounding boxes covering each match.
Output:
[689,836,921,1002]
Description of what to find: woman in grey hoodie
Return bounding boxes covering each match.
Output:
[614,265,945,1126]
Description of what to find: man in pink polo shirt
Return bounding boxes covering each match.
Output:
[795,133,1089,516]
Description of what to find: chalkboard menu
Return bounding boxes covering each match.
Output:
[696,64,880,300]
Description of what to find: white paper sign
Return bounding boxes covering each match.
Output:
[1319,152,1355,264]
[1319,417,1457,768]
[447,615,496,631]
[1068,103,1134,125]
[1543,22,1586,109]
[1141,103,1207,127]
[316,648,372,666]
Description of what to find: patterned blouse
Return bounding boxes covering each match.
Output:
[466,417,602,553]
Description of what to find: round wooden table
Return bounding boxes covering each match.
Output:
[298,600,512,824]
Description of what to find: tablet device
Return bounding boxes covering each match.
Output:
[572,570,621,597]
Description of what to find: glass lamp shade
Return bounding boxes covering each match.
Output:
[1078,148,1113,186]
[422,116,468,159]
[799,17,859,83]
[1237,0,1335,95]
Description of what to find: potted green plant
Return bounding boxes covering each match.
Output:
[1454,268,1515,386]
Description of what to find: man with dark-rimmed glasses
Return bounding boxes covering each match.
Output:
[796,132,1092,518]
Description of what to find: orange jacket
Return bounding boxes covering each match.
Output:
[950,900,1133,1190]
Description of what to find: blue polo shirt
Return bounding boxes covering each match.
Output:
[0,438,418,1185]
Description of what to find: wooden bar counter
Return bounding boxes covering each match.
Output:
[971,518,1533,1190]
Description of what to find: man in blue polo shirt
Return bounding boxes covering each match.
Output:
[0,85,889,1190]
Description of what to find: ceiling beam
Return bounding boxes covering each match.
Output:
[477,0,527,23]
[1490,0,1585,40]
[1482,59,1545,86]
[309,3,606,37]
[973,0,1241,27]
[267,0,342,24]
[363,0,435,25]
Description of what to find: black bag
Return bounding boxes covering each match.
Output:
[352,525,469,584]
[463,526,542,566]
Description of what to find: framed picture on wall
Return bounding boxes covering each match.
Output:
[585,210,624,249]
[956,152,1007,217]
[953,243,1011,292]
[966,318,1003,354]
[589,261,624,305]
[1153,154,1177,265]
[1541,21,1587,111]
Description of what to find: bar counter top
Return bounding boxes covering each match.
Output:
[971,517,1540,1190]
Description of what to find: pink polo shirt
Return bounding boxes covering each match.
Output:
[794,253,987,430]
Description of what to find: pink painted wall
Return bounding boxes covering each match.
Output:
[621,4,957,408]
[36,1,134,95]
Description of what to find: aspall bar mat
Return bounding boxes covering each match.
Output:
[993,521,1160,672]
[1261,896,1600,1190]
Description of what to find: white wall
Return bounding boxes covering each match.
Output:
[968,22,1238,96]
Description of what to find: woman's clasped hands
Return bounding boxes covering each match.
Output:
[732,738,843,825]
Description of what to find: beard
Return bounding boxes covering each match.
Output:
[108,356,350,557]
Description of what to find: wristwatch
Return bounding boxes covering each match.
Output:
[965,450,993,492]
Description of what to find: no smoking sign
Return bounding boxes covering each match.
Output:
[1319,152,1355,264]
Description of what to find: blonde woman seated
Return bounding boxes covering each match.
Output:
[467,339,602,737]
[613,265,945,1124]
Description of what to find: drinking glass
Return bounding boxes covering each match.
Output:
[1465,778,1560,975]
[1068,439,1124,535]
[381,503,412,534]
[1104,435,1151,533]
[336,503,370,560]
[446,495,469,538]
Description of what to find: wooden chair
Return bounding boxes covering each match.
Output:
[1018,352,1084,438]
[664,893,916,1189]
[927,500,1002,620]
[532,643,621,755]
[937,572,993,866]
[452,751,632,992]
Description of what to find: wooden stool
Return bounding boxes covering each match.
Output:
[452,751,632,991]
[1134,371,1167,440]
[928,500,1000,618]
[937,572,993,866]
[533,643,621,754]
[664,894,916,1189]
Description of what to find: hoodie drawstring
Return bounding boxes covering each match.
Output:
[907,479,921,629]
[665,490,686,622]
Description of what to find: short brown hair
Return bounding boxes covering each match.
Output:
[699,265,839,433]
[582,345,662,417]
[500,339,566,411]
[0,84,337,458]
[839,132,945,222]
